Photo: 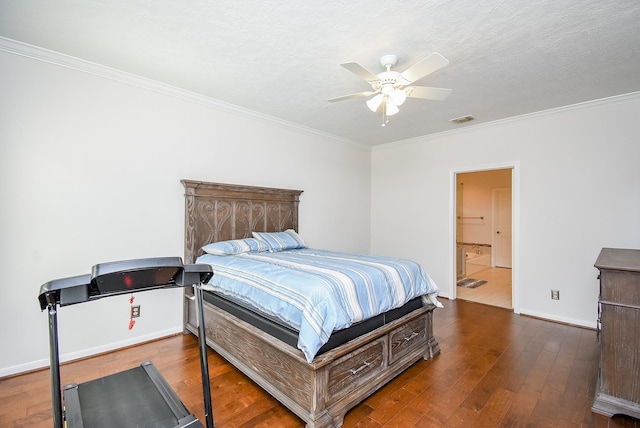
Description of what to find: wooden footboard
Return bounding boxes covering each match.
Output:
[185,295,439,428]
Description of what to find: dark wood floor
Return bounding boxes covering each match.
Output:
[2,299,638,427]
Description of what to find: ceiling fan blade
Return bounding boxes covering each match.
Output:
[340,62,380,84]
[398,53,449,86]
[327,91,377,102]
[405,86,452,101]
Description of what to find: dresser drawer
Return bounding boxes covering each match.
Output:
[326,337,386,402]
[600,270,640,307]
[389,314,427,363]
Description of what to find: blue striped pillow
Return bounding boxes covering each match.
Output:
[252,229,306,251]
[202,238,270,255]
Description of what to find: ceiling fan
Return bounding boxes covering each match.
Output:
[328,53,452,126]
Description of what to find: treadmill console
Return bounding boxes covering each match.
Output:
[90,257,183,294]
[39,257,212,309]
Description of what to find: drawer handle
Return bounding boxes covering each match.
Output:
[404,332,419,341]
[350,360,371,375]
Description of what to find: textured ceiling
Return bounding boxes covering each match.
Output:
[1,0,640,146]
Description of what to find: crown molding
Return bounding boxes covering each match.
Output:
[375,90,640,151]
[0,37,370,152]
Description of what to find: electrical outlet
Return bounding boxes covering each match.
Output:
[131,305,141,318]
[551,290,560,300]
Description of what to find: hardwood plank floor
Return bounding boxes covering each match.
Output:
[2,299,638,427]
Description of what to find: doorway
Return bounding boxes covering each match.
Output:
[454,167,515,310]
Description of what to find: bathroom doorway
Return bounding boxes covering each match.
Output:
[455,168,513,309]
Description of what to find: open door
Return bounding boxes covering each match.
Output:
[493,188,512,268]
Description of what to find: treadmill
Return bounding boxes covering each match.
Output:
[38,257,215,428]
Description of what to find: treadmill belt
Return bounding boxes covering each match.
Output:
[66,363,193,428]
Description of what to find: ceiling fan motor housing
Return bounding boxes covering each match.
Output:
[378,71,402,92]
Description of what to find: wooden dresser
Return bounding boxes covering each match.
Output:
[592,248,640,419]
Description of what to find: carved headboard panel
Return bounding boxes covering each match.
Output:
[182,180,303,263]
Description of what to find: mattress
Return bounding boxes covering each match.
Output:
[202,290,424,357]
[197,248,440,362]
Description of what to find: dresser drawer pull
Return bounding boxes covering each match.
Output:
[404,332,419,341]
[350,360,371,375]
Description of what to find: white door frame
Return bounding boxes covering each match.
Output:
[450,162,520,314]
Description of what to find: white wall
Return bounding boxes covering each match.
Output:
[0,44,371,376]
[372,94,640,327]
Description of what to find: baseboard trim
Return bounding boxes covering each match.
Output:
[0,328,183,379]
[519,309,596,330]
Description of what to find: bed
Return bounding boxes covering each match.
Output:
[181,179,441,428]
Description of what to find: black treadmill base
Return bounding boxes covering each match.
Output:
[63,361,202,428]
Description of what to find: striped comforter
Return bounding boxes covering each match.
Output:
[197,248,441,362]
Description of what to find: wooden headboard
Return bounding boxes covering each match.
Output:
[182,180,303,263]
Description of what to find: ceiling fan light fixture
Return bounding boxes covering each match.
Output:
[366,94,383,112]
[390,88,407,106]
[385,100,400,116]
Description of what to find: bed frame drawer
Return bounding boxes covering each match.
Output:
[389,314,427,364]
[326,337,387,402]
